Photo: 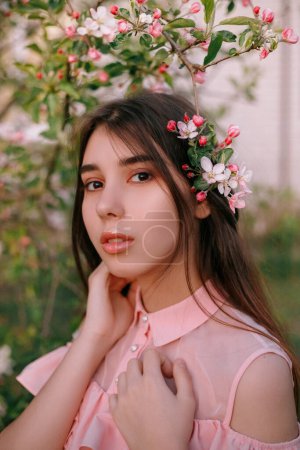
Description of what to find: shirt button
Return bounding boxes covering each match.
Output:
[142,314,148,323]
[130,344,139,352]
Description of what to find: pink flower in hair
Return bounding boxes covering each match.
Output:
[196,191,207,202]
[194,71,206,84]
[65,25,76,37]
[282,28,299,44]
[262,8,274,24]
[260,48,269,59]
[229,190,250,213]
[177,120,198,139]
[190,2,201,14]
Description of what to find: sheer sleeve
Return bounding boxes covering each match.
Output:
[190,420,300,450]
[16,343,71,395]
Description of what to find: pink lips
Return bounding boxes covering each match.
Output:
[100,232,135,255]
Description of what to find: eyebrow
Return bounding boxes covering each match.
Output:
[79,155,155,175]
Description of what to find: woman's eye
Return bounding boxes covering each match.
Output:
[84,180,103,191]
[131,171,152,183]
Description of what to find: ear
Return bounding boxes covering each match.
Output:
[194,200,211,219]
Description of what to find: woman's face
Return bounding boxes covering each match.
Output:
[81,126,191,280]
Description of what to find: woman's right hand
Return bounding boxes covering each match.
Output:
[80,261,138,348]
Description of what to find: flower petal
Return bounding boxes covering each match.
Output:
[201,156,212,172]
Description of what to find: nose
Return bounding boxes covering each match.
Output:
[95,180,126,219]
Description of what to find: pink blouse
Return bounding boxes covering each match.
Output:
[16,284,300,449]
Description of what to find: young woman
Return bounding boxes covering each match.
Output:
[0,91,299,449]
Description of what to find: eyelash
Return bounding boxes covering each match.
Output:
[83,171,153,192]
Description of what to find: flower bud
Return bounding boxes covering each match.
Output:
[57,48,64,55]
[190,2,201,14]
[181,164,190,171]
[225,136,232,146]
[187,172,195,178]
[65,25,76,37]
[184,113,190,122]
[194,70,206,84]
[110,5,119,15]
[36,72,43,79]
[149,20,163,38]
[153,8,161,19]
[98,71,109,82]
[262,8,274,24]
[57,69,64,80]
[260,48,269,59]
[68,54,78,63]
[227,125,240,138]
[192,115,205,127]
[282,28,299,44]
[196,191,207,202]
[71,11,80,19]
[253,6,260,15]
[158,63,168,73]
[136,0,147,4]
[228,164,239,172]
[190,186,196,193]
[88,47,102,61]
[166,120,177,132]
[199,136,208,146]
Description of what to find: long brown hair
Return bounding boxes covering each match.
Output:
[71,91,299,411]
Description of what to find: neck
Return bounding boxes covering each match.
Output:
[136,261,202,313]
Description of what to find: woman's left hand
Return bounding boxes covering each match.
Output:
[109,348,196,450]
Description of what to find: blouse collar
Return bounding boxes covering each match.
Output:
[133,282,221,347]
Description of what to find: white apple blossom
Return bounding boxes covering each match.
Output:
[177,120,198,139]
[236,163,253,189]
[217,168,238,197]
[77,18,103,37]
[201,156,227,184]
[139,13,153,24]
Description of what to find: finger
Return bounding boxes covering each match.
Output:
[126,357,143,381]
[108,394,118,413]
[173,359,195,400]
[142,348,173,378]
[117,371,127,394]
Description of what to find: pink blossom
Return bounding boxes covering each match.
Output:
[242,0,250,6]
[192,115,205,127]
[236,163,252,189]
[68,54,78,63]
[194,70,206,84]
[98,71,109,82]
[182,164,190,170]
[153,8,161,19]
[196,191,207,202]
[227,124,240,138]
[190,2,201,14]
[65,25,76,37]
[118,19,129,33]
[201,157,227,184]
[282,28,299,44]
[260,48,269,59]
[229,191,250,213]
[218,169,237,197]
[137,0,147,4]
[149,20,163,38]
[262,8,274,24]
[167,120,177,132]
[88,47,102,61]
[225,136,232,146]
[199,39,210,51]
[177,120,198,139]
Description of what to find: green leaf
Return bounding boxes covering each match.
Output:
[154,48,169,62]
[204,33,223,65]
[118,8,130,19]
[105,62,126,77]
[165,18,196,29]
[216,148,234,164]
[219,16,259,26]
[194,177,210,191]
[26,0,48,10]
[228,47,238,56]
[190,29,206,41]
[139,34,152,48]
[217,30,236,42]
[227,0,235,13]
[58,82,80,99]
[162,72,173,87]
[201,0,215,24]
[26,43,43,54]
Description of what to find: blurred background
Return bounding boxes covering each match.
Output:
[0,0,299,427]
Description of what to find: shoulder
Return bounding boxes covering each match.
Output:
[230,352,299,443]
